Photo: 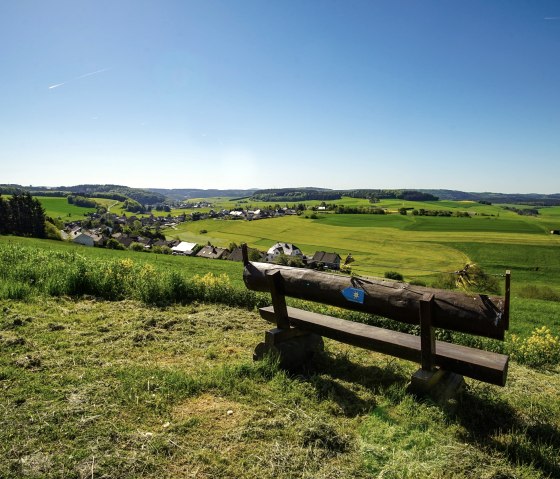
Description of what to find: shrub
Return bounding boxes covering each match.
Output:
[105,238,125,250]
[433,264,500,294]
[340,265,352,275]
[129,242,145,252]
[384,271,404,281]
[455,264,501,294]
[507,327,560,367]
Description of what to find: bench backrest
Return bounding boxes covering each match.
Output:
[243,253,510,341]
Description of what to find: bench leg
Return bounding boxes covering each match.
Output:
[408,368,465,404]
[253,328,324,371]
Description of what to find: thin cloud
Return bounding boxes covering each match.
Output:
[48,68,110,90]
[544,17,560,20]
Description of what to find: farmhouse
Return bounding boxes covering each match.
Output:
[310,251,341,270]
[72,232,103,247]
[171,241,198,256]
[266,242,303,262]
[228,246,265,262]
[196,245,230,260]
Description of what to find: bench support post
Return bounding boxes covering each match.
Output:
[266,271,290,330]
[419,293,436,372]
[253,270,324,370]
[409,293,465,404]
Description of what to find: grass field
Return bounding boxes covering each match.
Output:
[0,236,246,288]
[168,209,560,292]
[35,196,123,221]
[0,297,558,478]
[2,196,559,478]
[1,235,559,339]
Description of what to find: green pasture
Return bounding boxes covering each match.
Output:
[1,233,559,337]
[35,196,123,221]
[35,196,96,221]
[168,213,560,289]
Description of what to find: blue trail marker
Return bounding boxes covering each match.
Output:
[341,287,365,304]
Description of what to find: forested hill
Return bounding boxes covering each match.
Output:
[0,184,165,205]
[147,188,259,201]
[3,184,560,206]
[250,188,439,202]
[419,190,560,205]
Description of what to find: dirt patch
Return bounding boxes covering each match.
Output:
[173,393,245,433]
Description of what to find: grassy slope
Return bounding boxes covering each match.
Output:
[36,196,123,221]
[169,209,560,288]
[0,297,558,478]
[0,236,245,288]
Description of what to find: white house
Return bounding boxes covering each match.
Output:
[73,233,95,247]
[266,242,303,262]
[171,241,198,256]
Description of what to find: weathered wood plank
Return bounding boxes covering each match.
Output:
[245,262,507,339]
[259,306,509,386]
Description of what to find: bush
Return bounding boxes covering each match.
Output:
[384,271,404,281]
[339,265,352,275]
[433,264,500,294]
[44,222,62,240]
[507,327,560,367]
[105,238,125,250]
[129,242,145,252]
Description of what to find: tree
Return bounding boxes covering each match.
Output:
[4,193,46,238]
[0,196,9,235]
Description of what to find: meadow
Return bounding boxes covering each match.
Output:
[35,196,122,221]
[168,200,560,292]
[1,198,560,478]
[0,296,558,478]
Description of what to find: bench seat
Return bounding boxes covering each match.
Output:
[259,306,508,386]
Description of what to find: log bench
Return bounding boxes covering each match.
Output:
[242,245,511,400]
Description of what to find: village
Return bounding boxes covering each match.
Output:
[58,208,349,272]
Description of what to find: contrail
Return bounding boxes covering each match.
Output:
[48,68,110,89]
[76,68,110,79]
[544,16,560,20]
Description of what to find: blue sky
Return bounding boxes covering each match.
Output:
[1,1,559,193]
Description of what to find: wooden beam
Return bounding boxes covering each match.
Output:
[504,270,511,330]
[419,293,435,372]
[241,243,249,266]
[244,262,507,339]
[266,271,290,330]
[259,306,509,386]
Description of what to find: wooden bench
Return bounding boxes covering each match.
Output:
[242,245,511,399]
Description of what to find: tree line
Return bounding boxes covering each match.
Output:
[0,193,46,238]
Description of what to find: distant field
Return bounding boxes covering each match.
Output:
[169,209,560,292]
[35,196,123,221]
[35,196,96,220]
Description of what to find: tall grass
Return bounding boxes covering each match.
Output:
[0,243,267,309]
[2,243,559,369]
